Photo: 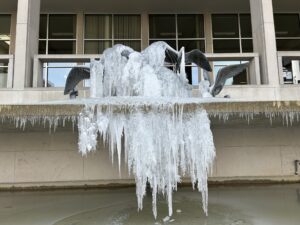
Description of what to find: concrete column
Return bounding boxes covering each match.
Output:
[250,0,279,85]
[204,13,213,54]
[141,13,149,50]
[76,12,84,55]
[13,0,41,89]
[9,12,17,55]
[76,12,85,88]
[204,13,214,82]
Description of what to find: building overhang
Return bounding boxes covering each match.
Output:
[2,0,300,13]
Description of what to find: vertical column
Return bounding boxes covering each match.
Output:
[76,12,84,55]
[141,13,149,50]
[9,12,17,55]
[250,0,279,85]
[204,13,214,82]
[13,0,41,89]
[76,12,85,88]
[204,13,213,53]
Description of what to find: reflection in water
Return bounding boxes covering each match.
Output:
[53,196,252,225]
[0,185,300,225]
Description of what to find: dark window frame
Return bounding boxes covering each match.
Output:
[0,14,12,55]
[274,13,300,51]
[149,14,206,52]
[212,13,253,53]
[39,14,77,54]
[84,14,142,54]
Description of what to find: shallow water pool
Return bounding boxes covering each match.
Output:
[0,184,299,225]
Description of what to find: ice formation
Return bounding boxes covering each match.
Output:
[78,102,215,218]
[78,42,215,218]
[89,42,192,98]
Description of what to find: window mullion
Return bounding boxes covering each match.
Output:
[175,14,178,50]
[46,14,49,54]
[112,14,114,46]
[238,14,242,53]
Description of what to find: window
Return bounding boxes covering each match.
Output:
[214,61,249,85]
[42,63,76,87]
[0,62,8,88]
[84,14,141,54]
[39,14,77,87]
[280,59,300,84]
[0,15,11,54]
[212,14,253,53]
[274,14,300,51]
[149,14,205,52]
[39,14,77,54]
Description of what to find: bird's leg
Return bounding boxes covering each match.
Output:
[69,89,78,99]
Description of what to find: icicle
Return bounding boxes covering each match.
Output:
[77,103,215,218]
[90,59,104,98]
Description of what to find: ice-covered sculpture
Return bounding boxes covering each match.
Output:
[62,42,248,219]
[64,41,248,99]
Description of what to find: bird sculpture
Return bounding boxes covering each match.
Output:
[64,42,249,98]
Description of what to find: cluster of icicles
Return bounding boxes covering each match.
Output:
[78,103,215,218]
[77,42,216,218]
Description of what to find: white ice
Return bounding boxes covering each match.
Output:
[90,42,192,98]
[78,42,216,218]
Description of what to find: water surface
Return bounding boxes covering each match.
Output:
[0,184,299,225]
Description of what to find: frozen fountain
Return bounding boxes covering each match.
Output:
[75,42,217,218]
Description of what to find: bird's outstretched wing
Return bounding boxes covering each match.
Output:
[165,46,212,77]
[185,49,212,72]
[165,47,181,66]
[211,63,249,97]
[64,67,90,95]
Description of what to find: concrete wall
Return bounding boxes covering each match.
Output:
[212,123,300,181]
[0,127,132,188]
[0,119,299,188]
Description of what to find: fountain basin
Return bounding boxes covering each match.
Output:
[1,97,300,218]
[1,98,300,119]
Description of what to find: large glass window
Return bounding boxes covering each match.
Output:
[212,14,253,53]
[84,14,141,54]
[149,14,205,52]
[39,14,77,54]
[274,14,300,51]
[0,15,11,54]
[0,63,8,88]
[214,61,249,85]
[281,60,300,84]
[42,62,92,88]
[43,63,76,87]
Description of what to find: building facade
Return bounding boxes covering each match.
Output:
[0,0,300,188]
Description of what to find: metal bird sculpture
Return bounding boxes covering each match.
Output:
[210,63,249,97]
[64,44,212,98]
[63,42,249,98]
[164,47,212,73]
[64,66,90,99]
